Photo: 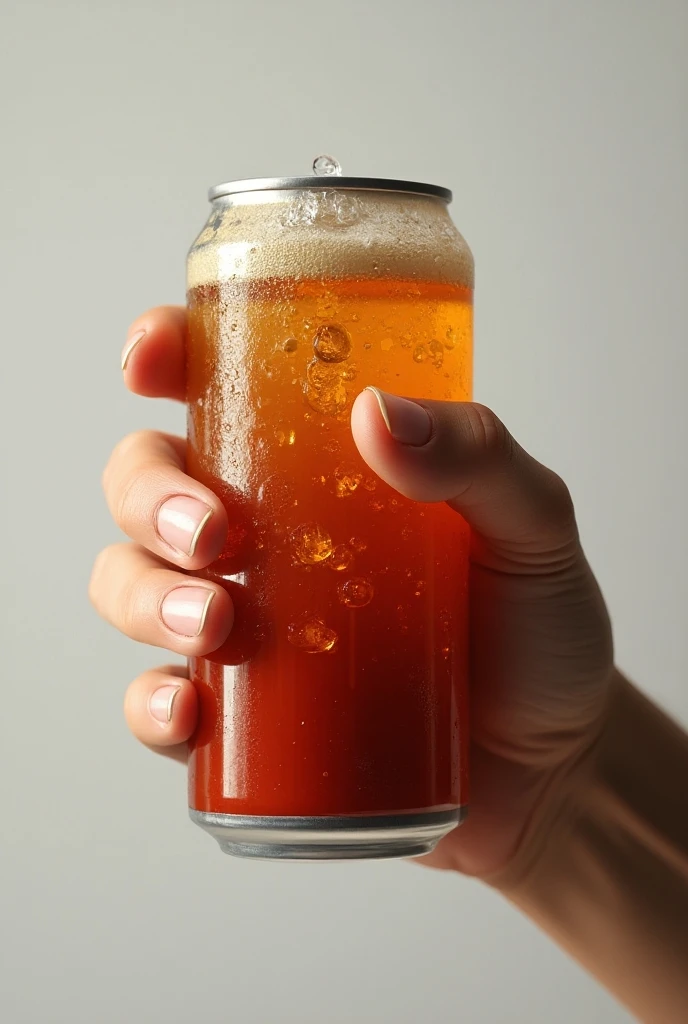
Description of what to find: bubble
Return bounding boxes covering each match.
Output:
[363,342,372,351]
[414,580,426,597]
[371,500,384,512]
[275,429,286,446]
[290,523,333,564]
[305,381,348,417]
[313,324,352,363]
[282,337,298,353]
[322,771,329,777]
[329,544,353,572]
[413,344,428,363]
[362,477,377,491]
[334,463,362,498]
[338,577,374,608]
[307,358,339,389]
[282,192,319,227]
[288,429,296,445]
[349,537,367,552]
[288,616,338,653]
[444,327,456,351]
[340,363,359,382]
[313,154,342,176]
[429,340,444,368]
[388,498,400,512]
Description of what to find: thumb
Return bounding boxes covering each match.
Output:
[350,388,578,566]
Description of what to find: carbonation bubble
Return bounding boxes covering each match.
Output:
[429,340,444,368]
[340,363,359,382]
[313,324,352,363]
[329,544,353,572]
[313,154,342,176]
[290,523,333,564]
[334,463,362,498]
[283,337,298,353]
[307,358,339,389]
[362,477,377,491]
[413,344,428,363]
[305,382,348,417]
[288,616,338,653]
[371,500,384,512]
[338,577,374,609]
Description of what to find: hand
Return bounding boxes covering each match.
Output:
[91,306,614,879]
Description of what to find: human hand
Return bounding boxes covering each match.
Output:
[91,306,614,880]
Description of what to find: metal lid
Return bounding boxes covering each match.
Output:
[208,176,452,204]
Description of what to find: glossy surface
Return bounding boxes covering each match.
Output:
[187,275,472,816]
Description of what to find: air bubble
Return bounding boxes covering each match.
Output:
[313,324,351,363]
[288,616,338,653]
[334,463,362,498]
[340,363,358,382]
[429,340,444,368]
[305,381,348,417]
[413,344,428,363]
[282,337,298,353]
[313,154,342,176]
[371,500,384,512]
[362,477,377,491]
[349,537,367,552]
[338,577,374,608]
[290,523,333,564]
[329,544,353,572]
[307,358,339,389]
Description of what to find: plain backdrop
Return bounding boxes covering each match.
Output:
[1,1,686,1022]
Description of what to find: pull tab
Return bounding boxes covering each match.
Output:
[312,154,342,177]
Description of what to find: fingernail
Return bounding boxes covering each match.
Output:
[161,587,215,637]
[121,328,146,370]
[157,496,214,557]
[366,387,432,446]
[149,684,181,724]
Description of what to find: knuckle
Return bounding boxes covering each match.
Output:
[464,404,515,462]
[88,545,116,610]
[546,470,576,525]
[119,564,159,637]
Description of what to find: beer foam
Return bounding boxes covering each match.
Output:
[187,190,474,291]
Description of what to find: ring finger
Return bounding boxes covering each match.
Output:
[89,543,234,655]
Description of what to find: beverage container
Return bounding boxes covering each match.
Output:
[186,158,474,859]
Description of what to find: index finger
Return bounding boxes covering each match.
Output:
[121,306,187,401]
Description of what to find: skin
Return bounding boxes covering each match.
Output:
[90,305,614,878]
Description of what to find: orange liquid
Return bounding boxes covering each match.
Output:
[187,277,472,816]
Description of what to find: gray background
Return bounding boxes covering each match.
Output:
[1,0,685,1022]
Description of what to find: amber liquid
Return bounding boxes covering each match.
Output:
[187,277,472,816]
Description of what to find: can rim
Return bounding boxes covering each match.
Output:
[208,176,452,203]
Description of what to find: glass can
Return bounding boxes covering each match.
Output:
[186,160,474,860]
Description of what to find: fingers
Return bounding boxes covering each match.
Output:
[89,543,233,654]
[123,665,196,763]
[121,306,187,401]
[351,389,578,569]
[102,429,228,569]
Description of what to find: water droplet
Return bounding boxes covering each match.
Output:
[429,339,444,368]
[334,463,362,498]
[312,154,342,176]
[313,324,351,363]
[413,344,428,363]
[290,523,333,564]
[288,616,338,653]
[307,358,339,389]
[349,537,367,552]
[305,381,349,416]
[329,544,353,572]
[338,577,374,608]
[283,337,298,353]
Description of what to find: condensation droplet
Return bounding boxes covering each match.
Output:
[413,344,428,363]
[329,544,353,572]
[283,337,298,353]
[288,616,338,653]
[290,523,333,564]
[338,577,374,608]
[313,324,351,363]
[334,463,362,498]
[313,154,342,176]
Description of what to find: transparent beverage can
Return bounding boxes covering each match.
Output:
[186,159,474,860]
